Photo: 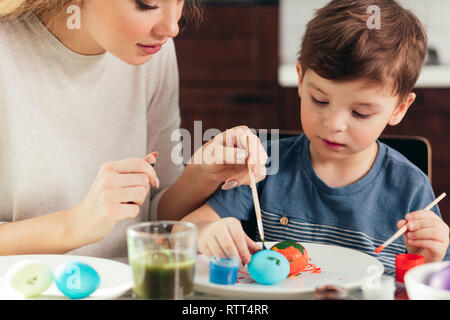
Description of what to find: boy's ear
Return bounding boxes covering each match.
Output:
[296,61,304,98]
[388,92,416,126]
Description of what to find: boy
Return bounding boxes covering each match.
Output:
[181,0,450,273]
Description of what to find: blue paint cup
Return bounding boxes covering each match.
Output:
[209,257,239,285]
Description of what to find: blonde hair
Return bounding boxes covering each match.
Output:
[0,0,75,20]
[0,0,203,26]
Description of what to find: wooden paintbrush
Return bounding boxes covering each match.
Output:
[246,135,267,250]
[375,192,446,254]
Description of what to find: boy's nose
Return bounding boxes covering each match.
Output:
[323,110,347,132]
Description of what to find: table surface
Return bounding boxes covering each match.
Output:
[112,257,409,300]
[117,286,409,300]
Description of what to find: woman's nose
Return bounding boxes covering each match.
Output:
[153,5,180,38]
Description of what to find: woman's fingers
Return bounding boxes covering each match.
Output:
[211,126,268,168]
[104,157,160,188]
[118,203,141,220]
[202,144,247,166]
[144,152,158,165]
[114,186,149,206]
[114,173,150,190]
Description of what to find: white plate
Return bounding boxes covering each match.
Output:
[194,242,384,299]
[0,255,133,300]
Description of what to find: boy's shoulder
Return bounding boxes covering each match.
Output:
[264,134,305,157]
[378,141,430,187]
[264,134,306,174]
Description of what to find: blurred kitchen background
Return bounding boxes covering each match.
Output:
[174,0,450,222]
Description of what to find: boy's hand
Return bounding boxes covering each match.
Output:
[397,210,450,262]
[198,217,262,265]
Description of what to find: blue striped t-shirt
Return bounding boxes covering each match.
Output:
[207,134,450,274]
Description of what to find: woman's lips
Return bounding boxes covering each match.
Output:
[137,43,163,55]
[321,138,345,149]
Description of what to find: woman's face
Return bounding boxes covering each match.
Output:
[80,0,184,65]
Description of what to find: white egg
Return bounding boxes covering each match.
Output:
[6,260,54,297]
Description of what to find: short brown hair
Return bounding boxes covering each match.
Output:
[298,0,427,100]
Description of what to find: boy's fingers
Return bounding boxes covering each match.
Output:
[215,231,242,264]
[199,243,213,257]
[228,225,252,264]
[397,219,407,229]
[245,234,263,253]
[407,227,449,243]
[405,210,437,221]
[406,217,442,231]
[208,239,226,259]
[406,239,444,253]
[203,247,213,257]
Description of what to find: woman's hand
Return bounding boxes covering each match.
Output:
[70,152,159,244]
[397,210,450,262]
[198,217,262,265]
[189,125,268,190]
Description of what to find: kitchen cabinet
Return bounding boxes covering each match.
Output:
[175,2,280,137]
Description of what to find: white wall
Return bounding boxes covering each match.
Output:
[280,0,450,65]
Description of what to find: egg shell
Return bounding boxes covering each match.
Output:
[6,260,54,297]
[248,250,290,285]
[428,265,450,290]
[54,261,100,299]
[271,240,309,276]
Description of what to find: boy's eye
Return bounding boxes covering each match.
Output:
[311,97,328,106]
[135,0,159,11]
[352,111,371,119]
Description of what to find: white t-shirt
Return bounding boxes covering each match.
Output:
[0,14,184,258]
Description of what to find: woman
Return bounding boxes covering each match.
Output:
[0,0,267,257]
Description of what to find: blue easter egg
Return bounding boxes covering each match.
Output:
[54,261,100,299]
[248,250,290,285]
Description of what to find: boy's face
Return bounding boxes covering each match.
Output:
[296,62,416,161]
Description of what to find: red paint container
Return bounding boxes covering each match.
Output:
[395,254,425,284]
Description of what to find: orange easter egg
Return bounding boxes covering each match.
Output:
[271,240,309,277]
